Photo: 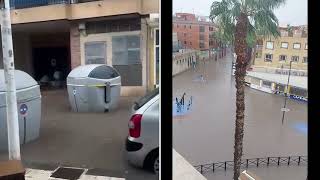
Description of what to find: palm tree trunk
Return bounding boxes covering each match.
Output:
[233,12,248,180]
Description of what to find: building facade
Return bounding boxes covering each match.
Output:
[0,0,159,96]
[172,13,218,51]
[172,49,197,76]
[252,25,308,76]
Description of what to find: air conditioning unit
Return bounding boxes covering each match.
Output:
[150,13,159,22]
[78,23,86,31]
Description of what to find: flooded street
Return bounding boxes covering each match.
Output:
[172,50,307,179]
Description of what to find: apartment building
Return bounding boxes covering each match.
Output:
[0,0,159,96]
[172,13,218,51]
[252,25,308,76]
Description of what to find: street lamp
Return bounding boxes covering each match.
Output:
[281,60,293,124]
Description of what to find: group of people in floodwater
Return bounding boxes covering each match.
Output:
[175,93,193,113]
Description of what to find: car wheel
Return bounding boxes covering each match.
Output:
[153,156,159,174]
[144,149,159,174]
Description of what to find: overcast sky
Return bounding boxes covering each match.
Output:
[173,0,307,26]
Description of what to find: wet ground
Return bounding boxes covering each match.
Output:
[173,49,307,179]
[0,89,157,180]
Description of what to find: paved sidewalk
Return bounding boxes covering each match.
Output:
[25,168,125,180]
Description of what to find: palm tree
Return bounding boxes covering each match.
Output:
[209,0,285,179]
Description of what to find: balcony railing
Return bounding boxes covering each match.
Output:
[9,0,98,9]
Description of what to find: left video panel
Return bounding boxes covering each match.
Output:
[0,0,160,179]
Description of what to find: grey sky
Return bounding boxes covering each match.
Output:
[173,0,307,26]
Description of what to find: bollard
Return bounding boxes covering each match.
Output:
[278,157,280,166]
[298,156,301,165]
[246,159,249,168]
[267,157,270,166]
[224,162,227,171]
[212,163,215,172]
[288,157,290,166]
[256,158,259,167]
[200,165,203,174]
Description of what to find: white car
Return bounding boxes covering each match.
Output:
[125,88,159,173]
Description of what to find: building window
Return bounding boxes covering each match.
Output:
[84,42,106,64]
[199,26,205,32]
[86,18,140,34]
[184,41,187,44]
[262,81,272,88]
[279,55,286,61]
[303,57,307,63]
[177,25,179,28]
[264,54,273,62]
[291,56,299,62]
[293,43,301,49]
[266,41,274,49]
[281,42,288,49]
[112,35,141,86]
[199,34,205,40]
[189,25,192,29]
[184,33,186,37]
[154,29,159,85]
[256,51,262,58]
[184,25,186,28]
[305,43,308,50]
[199,42,205,49]
[190,42,192,45]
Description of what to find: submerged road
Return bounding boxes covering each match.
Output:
[173,49,307,179]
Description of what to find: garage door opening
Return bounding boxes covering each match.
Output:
[33,47,70,88]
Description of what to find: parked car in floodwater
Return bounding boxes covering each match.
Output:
[125,87,159,173]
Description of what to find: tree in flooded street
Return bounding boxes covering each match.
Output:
[209,0,285,179]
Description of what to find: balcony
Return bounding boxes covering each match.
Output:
[9,0,158,24]
[9,0,97,9]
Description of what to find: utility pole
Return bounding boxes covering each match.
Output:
[281,60,293,125]
[1,0,21,160]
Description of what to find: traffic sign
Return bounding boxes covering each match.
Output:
[281,108,290,112]
[19,104,28,117]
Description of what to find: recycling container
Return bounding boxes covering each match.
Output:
[0,70,41,150]
[67,64,121,112]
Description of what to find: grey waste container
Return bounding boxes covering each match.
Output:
[67,64,121,112]
[0,70,41,151]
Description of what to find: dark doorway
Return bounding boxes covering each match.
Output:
[33,47,70,82]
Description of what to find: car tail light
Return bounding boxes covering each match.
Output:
[129,114,142,138]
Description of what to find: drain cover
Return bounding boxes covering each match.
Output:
[50,167,85,180]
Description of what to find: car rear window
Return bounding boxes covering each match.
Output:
[134,87,159,110]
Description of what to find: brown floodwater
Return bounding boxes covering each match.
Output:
[173,49,307,179]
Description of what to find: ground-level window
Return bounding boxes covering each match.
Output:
[290,87,307,98]
[291,56,299,62]
[279,55,287,61]
[264,54,273,62]
[305,43,308,50]
[262,81,272,88]
[112,35,141,86]
[84,42,106,64]
[303,57,307,63]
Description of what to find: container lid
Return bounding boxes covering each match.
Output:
[0,70,38,92]
[68,64,120,79]
[88,65,120,79]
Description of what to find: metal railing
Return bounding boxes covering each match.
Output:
[194,155,307,174]
[9,0,98,9]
